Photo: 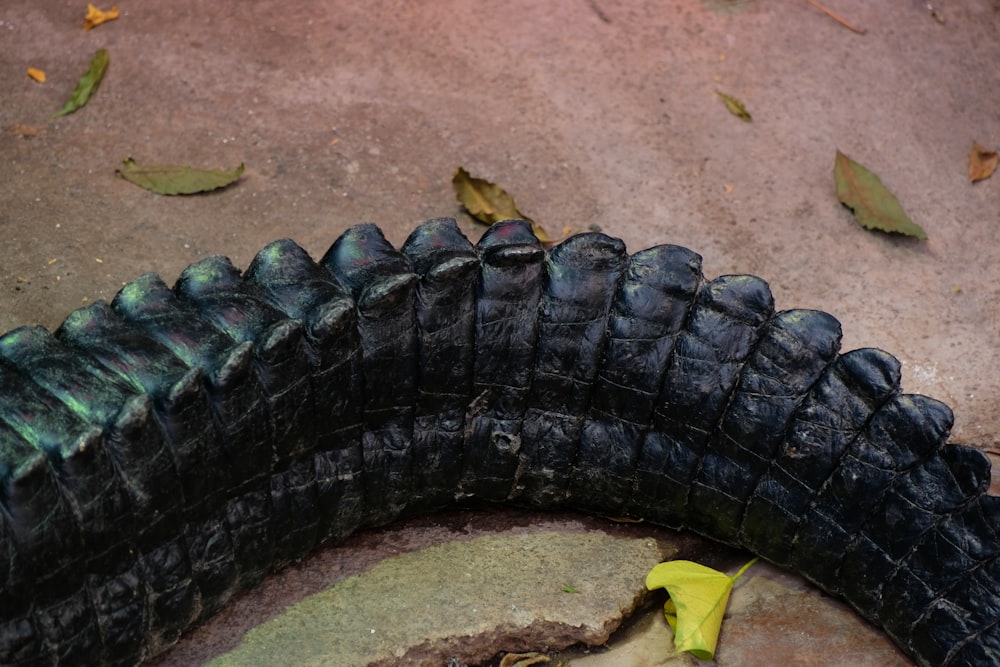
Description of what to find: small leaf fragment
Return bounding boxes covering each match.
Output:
[53,49,109,118]
[498,653,550,667]
[968,142,998,183]
[646,557,758,660]
[27,67,46,83]
[833,150,927,239]
[601,514,644,523]
[716,90,752,122]
[116,158,245,195]
[84,4,119,31]
[7,124,43,137]
[452,167,554,242]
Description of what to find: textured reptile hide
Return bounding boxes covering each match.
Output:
[0,218,996,666]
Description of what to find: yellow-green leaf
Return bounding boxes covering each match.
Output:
[716,91,752,122]
[646,557,757,660]
[53,49,109,118]
[116,158,245,195]
[451,167,554,242]
[833,150,926,239]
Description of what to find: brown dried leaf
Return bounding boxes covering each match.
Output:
[969,142,998,183]
[452,167,524,223]
[7,124,43,137]
[452,167,555,242]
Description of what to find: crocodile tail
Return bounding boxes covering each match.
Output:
[0,218,996,666]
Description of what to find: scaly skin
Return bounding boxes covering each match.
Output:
[0,218,996,666]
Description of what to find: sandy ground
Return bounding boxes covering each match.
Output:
[2,1,999,664]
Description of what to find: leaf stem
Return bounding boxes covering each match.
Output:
[805,0,867,35]
[732,557,759,581]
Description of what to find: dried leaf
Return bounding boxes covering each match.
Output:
[84,4,119,31]
[27,67,46,83]
[452,166,525,224]
[452,167,554,242]
[7,124,43,137]
[116,158,245,195]
[833,150,927,239]
[716,91,752,122]
[969,142,998,183]
[53,49,109,118]
[646,558,758,660]
[499,653,550,667]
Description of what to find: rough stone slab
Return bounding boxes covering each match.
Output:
[149,510,914,666]
[205,530,669,666]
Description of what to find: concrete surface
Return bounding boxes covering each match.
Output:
[2,0,999,665]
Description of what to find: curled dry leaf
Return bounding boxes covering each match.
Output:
[53,49,109,118]
[833,150,927,239]
[84,4,119,31]
[968,142,998,183]
[116,158,245,195]
[452,166,524,224]
[451,167,555,242]
[498,652,550,667]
